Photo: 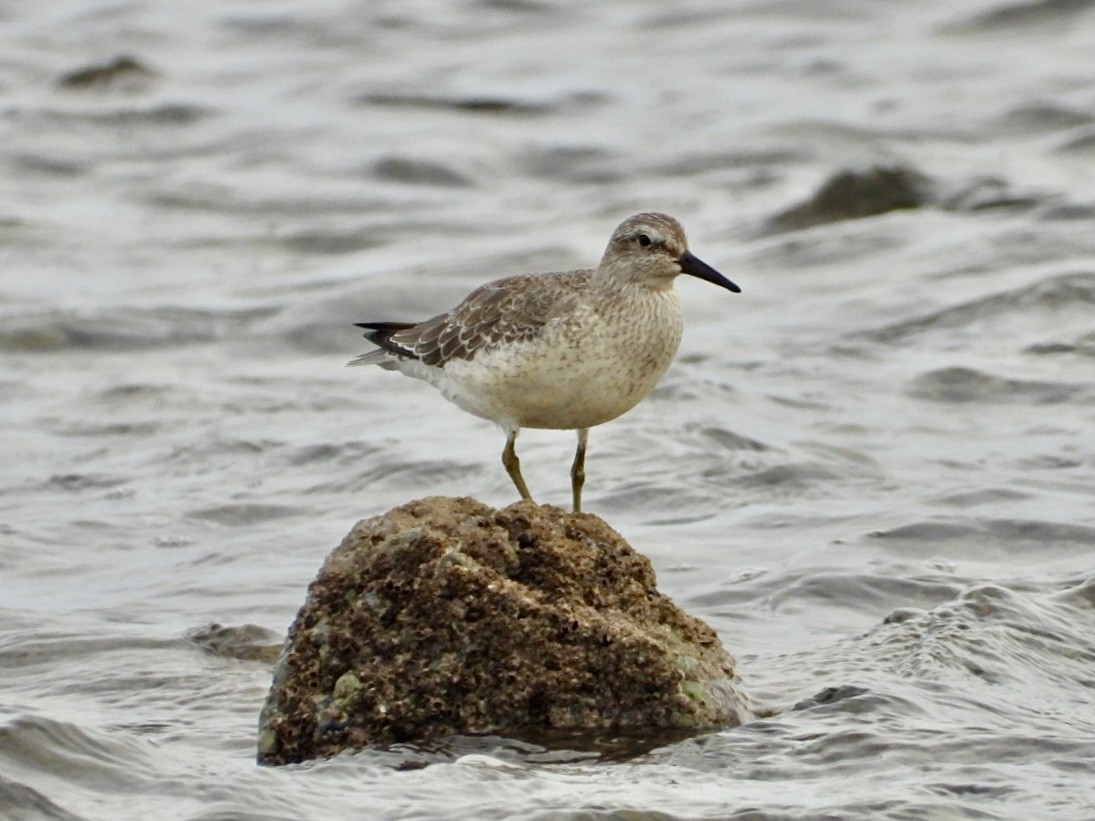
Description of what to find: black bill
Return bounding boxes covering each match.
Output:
[679,251,741,293]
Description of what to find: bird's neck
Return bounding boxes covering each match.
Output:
[592,268,676,294]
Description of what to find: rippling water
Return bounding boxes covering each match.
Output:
[3,1,1095,818]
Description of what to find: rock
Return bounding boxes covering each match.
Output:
[371,156,474,188]
[768,165,933,231]
[257,497,749,765]
[187,623,283,663]
[57,55,156,90]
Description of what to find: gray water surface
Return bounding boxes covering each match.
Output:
[3,1,1095,819]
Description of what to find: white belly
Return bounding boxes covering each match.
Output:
[415,289,684,430]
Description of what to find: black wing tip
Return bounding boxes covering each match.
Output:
[353,321,417,343]
[353,321,416,331]
[352,321,419,359]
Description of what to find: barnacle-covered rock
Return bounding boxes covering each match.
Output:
[258,497,749,765]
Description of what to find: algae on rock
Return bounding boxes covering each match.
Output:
[258,496,749,765]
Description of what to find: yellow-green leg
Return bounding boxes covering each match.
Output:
[502,429,534,503]
[571,428,588,513]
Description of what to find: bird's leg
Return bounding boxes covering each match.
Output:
[571,428,588,513]
[502,429,534,503]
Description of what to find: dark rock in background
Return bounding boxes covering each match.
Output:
[57,55,156,91]
[766,164,1052,234]
[768,165,933,232]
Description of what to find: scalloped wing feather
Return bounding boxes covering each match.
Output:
[383,270,592,367]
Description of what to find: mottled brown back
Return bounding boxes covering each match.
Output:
[371,269,592,367]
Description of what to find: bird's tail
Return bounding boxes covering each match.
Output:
[347,349,392,367]
[347,321,417,367]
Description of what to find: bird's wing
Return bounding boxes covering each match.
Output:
[360,271,589,367]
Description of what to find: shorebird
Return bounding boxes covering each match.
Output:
[349,212,740,512]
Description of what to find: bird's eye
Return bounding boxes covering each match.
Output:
[637,233,652,247]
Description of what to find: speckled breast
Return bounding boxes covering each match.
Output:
[444,288,684,430]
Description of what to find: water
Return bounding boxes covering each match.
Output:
[3,0,1095,818]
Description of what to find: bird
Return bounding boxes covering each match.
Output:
[348,212,740,512]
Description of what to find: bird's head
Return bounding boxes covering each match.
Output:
[599,212,740,294]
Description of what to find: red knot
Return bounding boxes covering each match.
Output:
[349,212,741,512]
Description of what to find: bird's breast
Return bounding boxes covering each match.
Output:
[441,288,684,429]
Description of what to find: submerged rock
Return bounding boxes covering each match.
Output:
[767,164,1048,233]
[57,55,156,90]
[768,165,933,231]
[258,497,749,765]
